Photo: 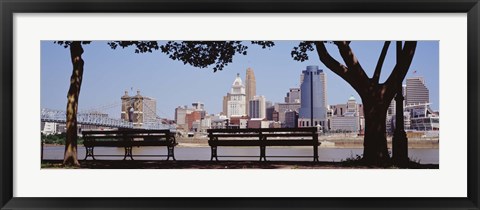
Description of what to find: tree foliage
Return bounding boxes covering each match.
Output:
[106,41,274,71]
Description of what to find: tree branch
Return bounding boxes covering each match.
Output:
[385,41,417,98]
[314,41,364,94]
[372,41,391,84]
[396,41,402,61]
[332,41,371,92]
[334,41,362,69]
[314,41,349,77]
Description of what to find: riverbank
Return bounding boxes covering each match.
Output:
[41,160,439,169]
[176,137,439,149]
[43,137,438,149]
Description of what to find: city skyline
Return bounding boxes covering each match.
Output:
[41,41,439,120]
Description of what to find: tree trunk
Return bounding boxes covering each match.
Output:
[362,101,390,165]
[63,42,84,167]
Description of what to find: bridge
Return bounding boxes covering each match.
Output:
[41,108,175,130]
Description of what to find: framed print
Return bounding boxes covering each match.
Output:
[1,0,479,209]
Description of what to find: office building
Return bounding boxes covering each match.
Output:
[249,95,266,119]
[404,103,439,131]
[266,106,275,121]
[265,101,273,109]
[276,102,301,125]
[406,77,429,106]
[298,65,327,128]
[226,73,247,117]
[175,105,191,130]
[285,88,301,103]
[175,102,207,131]
[284,110,299,128]
[245,68,256,116]
[222,94,230,116]
[330,96,360,132]
[247,118,270,129]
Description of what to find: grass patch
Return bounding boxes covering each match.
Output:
[41,161,81,169]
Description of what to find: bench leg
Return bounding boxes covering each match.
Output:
[167,146,176,161]
[210,146,218,161]
[314,146,319,162]
[124,146,133,160]
[84,146,95,160]
[260,146,267,161]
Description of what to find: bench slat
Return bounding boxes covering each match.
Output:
[84,141,175,146]
[207,127,316,133]
[208,140,318,146]
[82,129,170,135]
[208,133,316,138]
[209,140,263,146]
[261,140,319,146]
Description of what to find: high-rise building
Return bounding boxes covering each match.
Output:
[265,101,273,109]
[284,88,301,103]
[121,90,157,128]
[298,65,327,128]
[249,95,266,119]
[406,77,429,106]
[266,106,275,121]
[226,73,247,117]
[284,110,299,128]
[222,94,230,116]
[245,68,256,116]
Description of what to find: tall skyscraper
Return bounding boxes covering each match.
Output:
[245,67,256,116]
[406,77,429,105]
[226,73,247,117]
[298,65,327,128]
[249,95,266,119]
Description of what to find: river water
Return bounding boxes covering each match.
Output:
[43,146,439,164]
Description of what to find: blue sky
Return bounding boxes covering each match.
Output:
[41,41,439,120]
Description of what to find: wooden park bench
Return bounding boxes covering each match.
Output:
[82,129,177,160]
[207,127,319,161]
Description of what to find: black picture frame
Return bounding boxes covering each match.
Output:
[1,0,479,209]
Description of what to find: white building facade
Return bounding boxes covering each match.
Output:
[227,73,247,117]
[330,96,360,132]
[406,77,429,106]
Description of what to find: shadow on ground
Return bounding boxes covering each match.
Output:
[41,160,439,169]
